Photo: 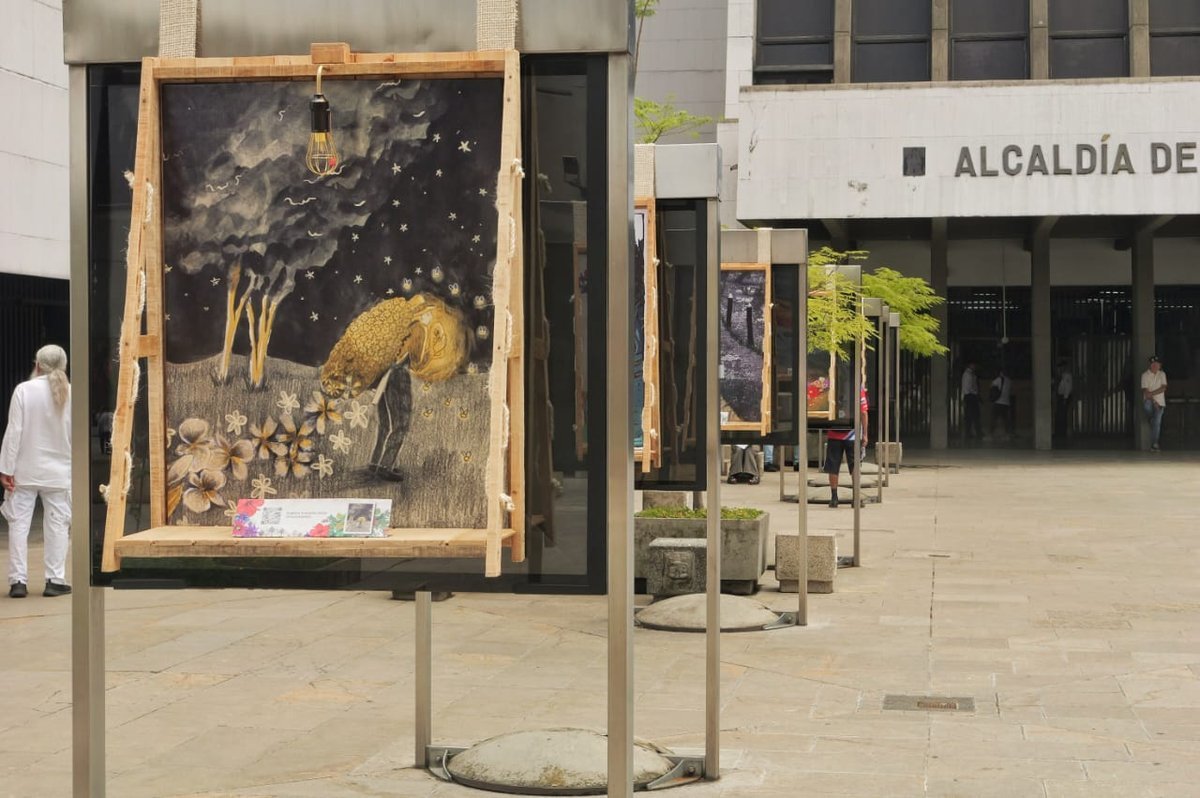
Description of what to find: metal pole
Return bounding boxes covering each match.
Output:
[852,328,863,567]
[796,262,809,626]
[778,444,786,502]
[703,197,721,778]
[606,51,635,798]
[414,591,432,767]
[878,312,888,504]
[69,64,106,798]
[882,319,891,488]
[894,315,902,474]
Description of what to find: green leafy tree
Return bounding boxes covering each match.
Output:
[634,0,659,77]
[806,248,876,359]
[635,96,713,143]
[861,267,949,357]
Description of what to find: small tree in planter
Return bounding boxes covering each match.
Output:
[633,506,769,596]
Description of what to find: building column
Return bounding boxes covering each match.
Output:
[932,0,949,80]
[1030,0,1049,79]
[1031,219,1054,451]
[929,218,949,449]
[1131,229,1156,450]
[1130,0,1151,77]
[834,0,852,83]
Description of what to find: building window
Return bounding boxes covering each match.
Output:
[1150,0,1200,76]
[754,0,835,84]
[950,0,1029,80]
[852,0,931,83]
[1049,0,1129,78]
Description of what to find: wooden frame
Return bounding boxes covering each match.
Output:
[100,47,524,577]
[633,200,662,471]
[807,351,839,422]
[718,262,773,437]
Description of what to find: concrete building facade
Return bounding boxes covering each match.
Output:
[641,0,1200,451]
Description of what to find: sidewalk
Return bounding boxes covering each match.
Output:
[1,451,1198,797]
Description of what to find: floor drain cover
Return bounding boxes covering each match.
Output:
[883,695,975,712]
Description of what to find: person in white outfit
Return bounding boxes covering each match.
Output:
[0,345,73,598]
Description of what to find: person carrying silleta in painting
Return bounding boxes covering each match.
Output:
[0,345,73,598]
[1141,355,1168,452]
[824,387,869,509]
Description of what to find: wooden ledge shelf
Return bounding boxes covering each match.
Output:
[113,525,515,576]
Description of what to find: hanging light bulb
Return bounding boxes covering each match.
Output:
[305,65,339,177]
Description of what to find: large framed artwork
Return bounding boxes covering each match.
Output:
[100,48,525,578]
[633,200,661,471]
[718,262,772,436]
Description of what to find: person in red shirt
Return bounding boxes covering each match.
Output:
[824,387,869,508]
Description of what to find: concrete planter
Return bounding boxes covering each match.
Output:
[634,513,770,596]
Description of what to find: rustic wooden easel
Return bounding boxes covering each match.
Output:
[718,261,774,437]
[100,44,525,577]
[633,199,662,472]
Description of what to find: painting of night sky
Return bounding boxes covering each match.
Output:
[158,76,508,530]
[719,269,767,427]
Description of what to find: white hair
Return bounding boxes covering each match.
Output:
[33,344,69,410]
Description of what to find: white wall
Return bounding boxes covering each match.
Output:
[738,79,1200,221]
[0,0,68,280]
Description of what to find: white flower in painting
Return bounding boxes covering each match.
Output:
[449,283,461,297]
[225,410,248,436]
[476,325,490,340]
[329,429,353,454]
[467,362,479,375]
[420,311,434,325]
[223,499,239,520]
[250,475,276,499]
[431,266,444,283]
[473,295,487,309]
[210,277,220,286]
[166,427,177,447]
[315,454,334,479]
[277,391,300,415]
[386,288,395,296]
[401,278,413,293]
[345,401,371,430]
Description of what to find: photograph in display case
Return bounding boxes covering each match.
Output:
[718,263,772,436]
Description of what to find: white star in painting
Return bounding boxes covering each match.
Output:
[165,313,171,321]
[479,188,488,196]
[435,169,443,178]
[386,288,395,295]
[210,277,220,286]
[310,312,319,322]
[392,199,401,207]
[400,224,409,232]
[449,212,457,221]
[458,140,471,153]
[383,256,392,265]
[472,234,481,243]
[164,265,173,273]
[351,233,359,242]
[305,270,315,280]
[432,133,441,143]
[353,274,363,284]
[415,267,423,274]
[391,163,402,174]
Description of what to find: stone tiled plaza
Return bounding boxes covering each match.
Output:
[3,451,1198,797]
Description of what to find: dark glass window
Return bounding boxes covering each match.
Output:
[755,0,835,84]
[852,0,931,82]
[950,0,1029,80]
[1049,0,1130,78]
[1151,0,1200,76]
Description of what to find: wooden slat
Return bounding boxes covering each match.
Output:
[762,263,773,437]
[144,77,167,529]
[504,52,527,564]
[310,42,351,64]
[100,60,157,573]
[113,525,516,567]
[635,199,660,472]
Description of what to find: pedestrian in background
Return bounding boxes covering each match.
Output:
[1055,359,1073,441]
[989,368,1014,440]
[1141,355,1167,452]
[0,345,73,598]
[961,361,981,444]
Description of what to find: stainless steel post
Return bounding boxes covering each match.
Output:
[69,64,105,798]
[606,52,635,798]
[703,197,721,778]
[875,314,885,505]
[796,263,809,626]
[414,591,432,767]
[882,319,891,488]
[893,314,902,474]
[852,330,863,567]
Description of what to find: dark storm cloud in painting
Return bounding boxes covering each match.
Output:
[160,77,504,368]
